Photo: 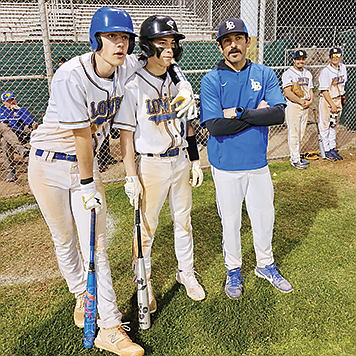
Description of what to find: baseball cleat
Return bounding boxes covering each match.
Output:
[325,151,337,161]
[330,148,343,160]
[176,269,205,301]
[255,263,293,293]
[146,278,157,313]
[94,324,144,356]
[291,161,307,170]
[73,291,86,328]
[300,159,309,165]
[225,268,244,299]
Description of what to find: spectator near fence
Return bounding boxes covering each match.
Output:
[0,91,36,145]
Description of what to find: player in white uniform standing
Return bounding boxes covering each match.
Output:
[114,15,205,314]
[28,7,193,356]
[282,50,314,169]
[318,47,347,161]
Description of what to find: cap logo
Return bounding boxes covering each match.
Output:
[166,20,175,29]
[225,20,236,30]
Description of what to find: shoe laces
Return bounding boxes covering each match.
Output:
[228,268,244,286]
[180,268,200,286]
[266,264,283,282]
[120,321,131,332]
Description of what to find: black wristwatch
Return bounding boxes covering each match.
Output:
[235,106,244,118]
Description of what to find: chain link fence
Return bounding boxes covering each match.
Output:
[0,0,355,196]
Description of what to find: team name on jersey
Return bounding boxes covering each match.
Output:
[297,77,309,87]
[146,97,176,124]
[90,95,123,126]
[331,75,345,86]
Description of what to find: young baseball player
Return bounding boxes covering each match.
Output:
[28,7,194,356]
[282,50,314,169]
[200,18,293,299]
[114,15,205,314]
[318,47,347,161]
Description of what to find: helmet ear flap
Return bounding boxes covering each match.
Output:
[173,42,183,62]
[128,34,135,55]
[94,33,103,52]
[139,40,156,59]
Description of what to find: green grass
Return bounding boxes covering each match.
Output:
[0,160,355,355]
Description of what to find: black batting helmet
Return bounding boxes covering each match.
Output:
[139,15,185,61]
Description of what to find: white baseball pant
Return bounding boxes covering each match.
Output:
[285,101,309,162]
[211,165,275,269]
[318,96,342,152]
[28,148,122,329]
[133,150,194,278]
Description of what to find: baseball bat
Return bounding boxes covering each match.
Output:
[84,209,97,348]
[312,109,326,159]
[135,199,150,330]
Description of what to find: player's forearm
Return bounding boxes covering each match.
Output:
[284,87,303,105]
[73,126,94,180]
[321,90,335,108]
[120,129,137,176]
[205,118,251,137]
[240,104,285,126]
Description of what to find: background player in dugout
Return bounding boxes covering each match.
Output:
[115,15,205,315]
[28,7,194,356]
[200,18,293,300]
[282,50,314,170]
[318,47,347,161]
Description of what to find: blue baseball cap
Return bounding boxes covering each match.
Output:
[293,50,307,59]
[1,91,16,102]
[329,48,342,57]
[217,18,249,42]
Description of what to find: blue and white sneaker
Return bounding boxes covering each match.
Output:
[255,263,293,293]
[330,148,343,160]
[225,268,244,299]
[291,161,307,170]
[300,159,310,165]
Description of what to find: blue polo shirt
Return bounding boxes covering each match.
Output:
[200,60,285,171]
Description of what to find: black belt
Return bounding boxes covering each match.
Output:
[35,149,77,162]
[146,148,180,158]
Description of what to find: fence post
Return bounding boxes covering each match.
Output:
[38,0,53,93]
[258,0,266,64]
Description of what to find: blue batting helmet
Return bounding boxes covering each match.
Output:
[89,7,137,54]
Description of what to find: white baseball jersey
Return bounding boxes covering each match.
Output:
[113,67,188,154]
[319,63,347,98]
[282,66,313,100]
[30,52,142,154]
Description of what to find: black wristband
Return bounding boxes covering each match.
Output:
[186,135,199,161]
[80,177,94,185]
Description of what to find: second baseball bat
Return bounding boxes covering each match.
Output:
[135,199,150,330]
[84,209,97,348]
[313,109,326,159]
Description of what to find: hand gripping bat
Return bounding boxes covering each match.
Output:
[84,209,97,348]
[313,109,326,159]
[135,199,150,330]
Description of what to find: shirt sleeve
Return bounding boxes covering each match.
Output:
[113,84,137,132]
[264,68,286,106]
[318,68,330,90]
[282,70,292,88]
[200,72,224,127]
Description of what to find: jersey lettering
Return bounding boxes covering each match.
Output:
[90,96,123,123]
[250,79,262,91]
[146,97,176,124]
[331,75,345,86]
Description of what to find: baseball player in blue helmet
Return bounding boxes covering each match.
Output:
[28,6,193,355]
[200,18,293,299]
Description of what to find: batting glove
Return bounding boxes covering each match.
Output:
[81,181,103,213]
[125,176,143,206]
[191,160,203,187]
[171,87,195,118]
[329,113,338,128]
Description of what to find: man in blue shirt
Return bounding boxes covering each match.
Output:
[0,91,35,144]
[200,18,293,299]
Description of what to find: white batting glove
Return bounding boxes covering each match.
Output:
[125,176,143,207]
[191,161,203,187]
[171,87,194,118]
[81,181,103,213]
